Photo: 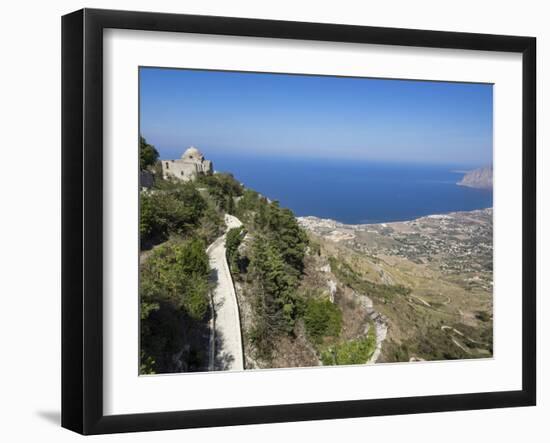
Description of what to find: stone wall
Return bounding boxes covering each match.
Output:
[139,170,154,189]
[161,158,213,182]
[162,159,200,181]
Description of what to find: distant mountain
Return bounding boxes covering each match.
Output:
[457,166,493,190]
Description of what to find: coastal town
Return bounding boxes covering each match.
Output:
[298,207,493,292]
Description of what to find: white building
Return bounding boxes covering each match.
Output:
[161,147,213,182]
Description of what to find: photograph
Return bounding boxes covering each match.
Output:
[138,67,494,375]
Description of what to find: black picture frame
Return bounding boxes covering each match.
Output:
[61,8,536,435]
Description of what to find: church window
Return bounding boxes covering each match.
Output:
[165,162,169,169]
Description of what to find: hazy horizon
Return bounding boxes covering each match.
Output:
[140,67,493,167]
[157,150,492,171]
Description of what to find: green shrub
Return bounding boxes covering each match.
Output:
[475,310,491,322]
[303,298,342,343]
[320,330,377,366]
[196,206,224,245]
[140,193,164,243]
[182,275,210,320]
[140,237,212,373]
[263,203,308,274]
[140,238,210,320]
[140,183,208,248]
[197,173,243,213]
[226,226,245,273]
[139,302,184,374]
[235,189,262,218]
[139,351,156,375]
[249,237,299,333]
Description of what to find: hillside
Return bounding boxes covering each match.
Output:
[139,139,493,373]
[298,209,493,362]
[139,163,381,372]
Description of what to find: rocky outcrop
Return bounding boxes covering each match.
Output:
[457,166,493,189]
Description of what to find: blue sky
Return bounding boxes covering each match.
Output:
[139,67,493,167]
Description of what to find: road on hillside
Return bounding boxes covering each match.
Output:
[206,214,244,371]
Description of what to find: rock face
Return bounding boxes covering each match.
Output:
[457,166,493,189]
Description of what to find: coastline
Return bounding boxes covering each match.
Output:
[298,206,493,231]
[296,204,493,364]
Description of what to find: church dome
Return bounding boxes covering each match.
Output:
[182,146,203,160]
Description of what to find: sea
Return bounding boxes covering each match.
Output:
[208,155,493,225]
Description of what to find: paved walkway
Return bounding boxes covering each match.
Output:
[206,214,244,371]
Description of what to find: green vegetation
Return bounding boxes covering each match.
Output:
[140,138,452,372]
[197,173,243,213]
[320,328,376,366]
[165,239,210,316]
[235,188,262,218]
[139,138,235,373]
[384,319,493,362]
[139,135,159,170]
[140,351,156,375]
[140,182,223,249]
[303,297,342,344]
[248,238,300,352]
[138,143,313,371]
[320,254,492,364]
[475,310,491,322]
[226,226,245,274]
[231,192,310,360]
[140,239,212,373]
[329,256,411,302]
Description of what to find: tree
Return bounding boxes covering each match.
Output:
[303,298,342,343]
[140,192,163,244]
[249,237,299,343]
[235,189,261,218]
[140,135,159,170]
[197,173,243,213]
[265,203,308,274]
[226,227,245,273]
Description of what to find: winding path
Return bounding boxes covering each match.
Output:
[206,214,244,371]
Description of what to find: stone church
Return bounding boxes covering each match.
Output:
[161,146,213,182]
